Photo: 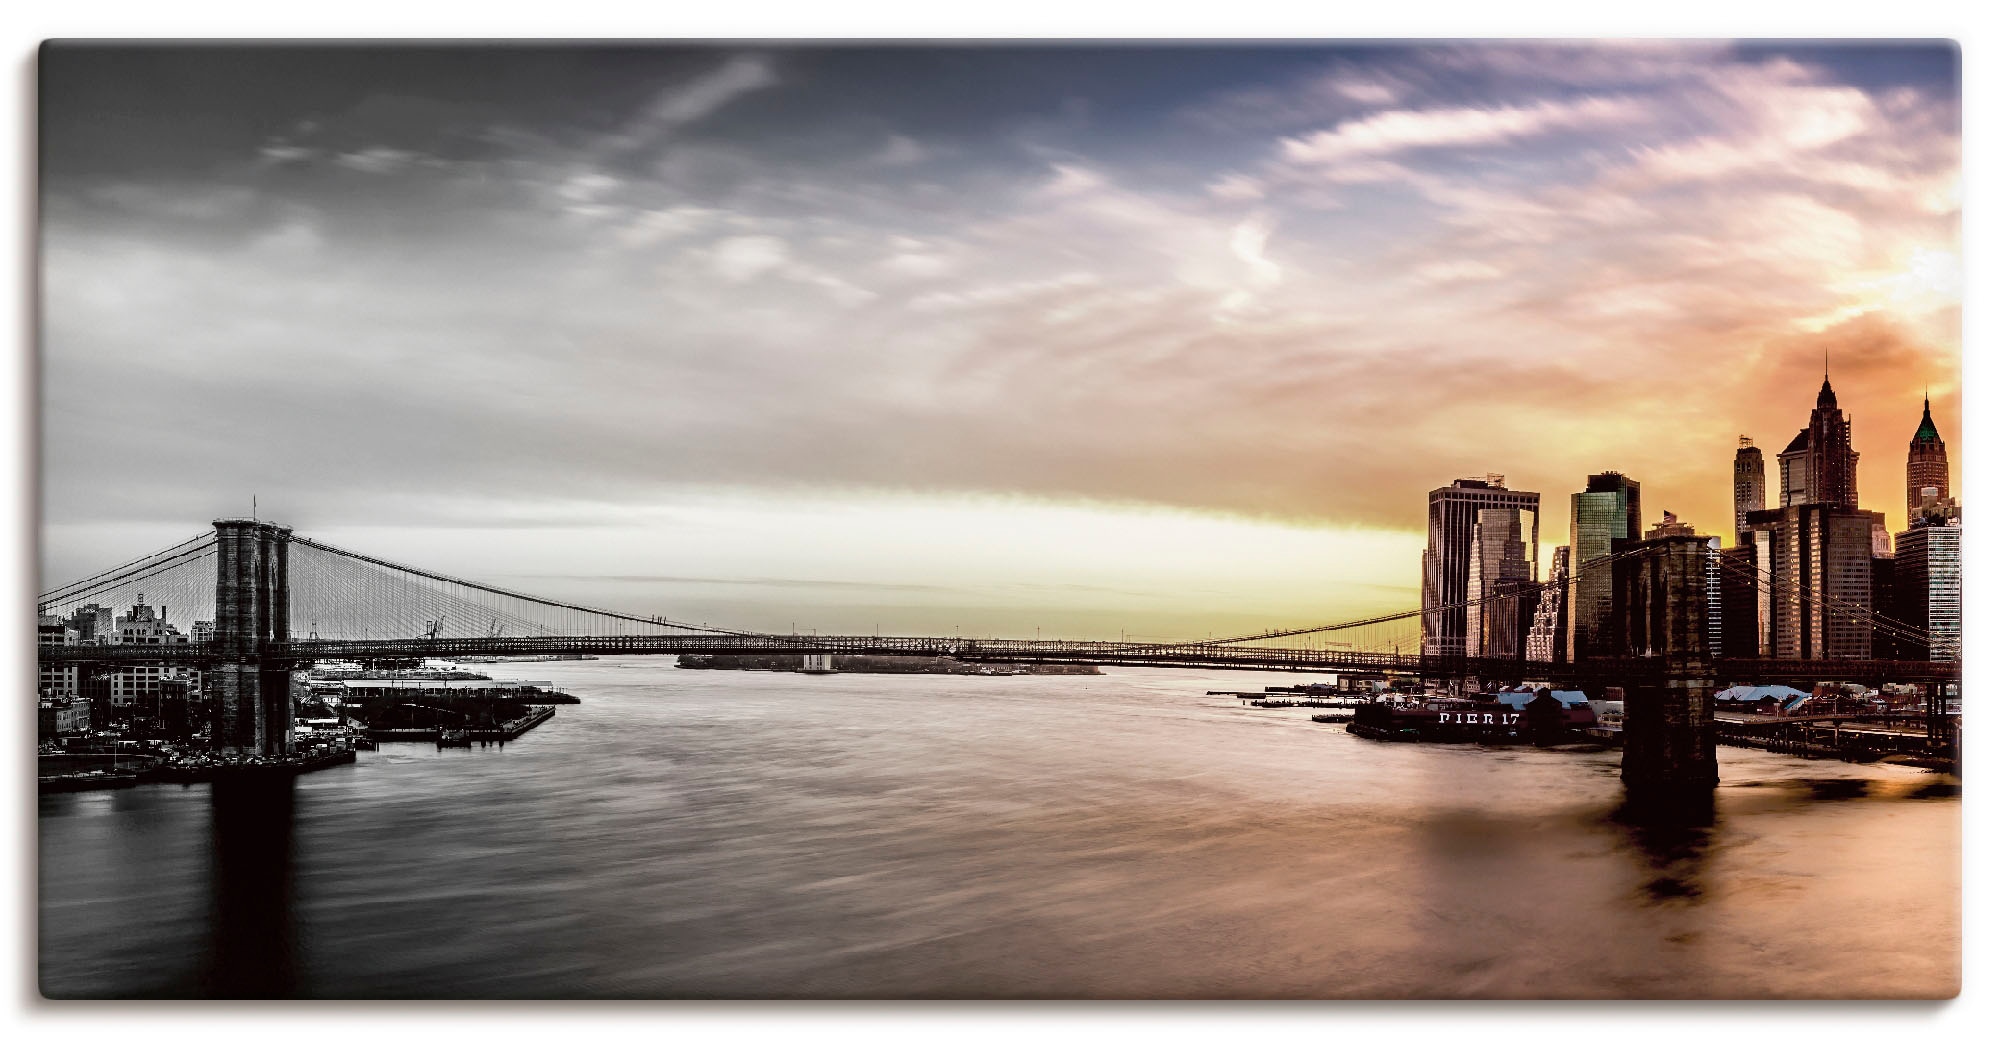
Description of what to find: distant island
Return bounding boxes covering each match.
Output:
[676,654,1099,676]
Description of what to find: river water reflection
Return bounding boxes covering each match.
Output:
[39,658,1960,998]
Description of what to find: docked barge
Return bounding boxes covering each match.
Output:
[1346,692,1599,746]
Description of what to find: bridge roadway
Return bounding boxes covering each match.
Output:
[36,633,1961,685]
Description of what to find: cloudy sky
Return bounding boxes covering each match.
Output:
[39,42,1960,640]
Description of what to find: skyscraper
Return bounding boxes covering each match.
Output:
[1465,507,1534,657]
[1566,471,1641,662]
[1906,393,1949,527]
[1741,502,1882,660]
[1733,436,1766,540]
[1758,369,1890,658]
[1524,546,1569,664]
[1420,476,1540,657]
[1777,374,1859,510]
[1896,501,1962,662]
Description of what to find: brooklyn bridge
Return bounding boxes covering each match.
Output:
[40,518,1960,788]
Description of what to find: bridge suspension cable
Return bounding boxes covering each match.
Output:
[286,535,761,642]
[1703,546,1934,654]
[1197,538,1935,660]
[1197,540,1662,648]
[38,532,220,625]
[39,532,214,603]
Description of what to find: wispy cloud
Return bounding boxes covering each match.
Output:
[1279,95,1647,164]
[333,146,421,174]
[600,54,779,157]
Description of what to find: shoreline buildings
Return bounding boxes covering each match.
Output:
[37,594,205,736]
[1424,371,1956,668]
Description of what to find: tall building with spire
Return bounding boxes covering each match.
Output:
[1906,393,1949,526]
[1733,436,1765,540]
[1725,367,1883,660]
[1777,370,1859,509]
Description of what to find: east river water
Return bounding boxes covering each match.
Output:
[39,658,1960,999]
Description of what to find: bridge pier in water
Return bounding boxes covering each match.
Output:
[1619,660,1719,795]
[212,519,294,756]
[202,772,300,996]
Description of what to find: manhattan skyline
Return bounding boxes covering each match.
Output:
[40,42,1960,640]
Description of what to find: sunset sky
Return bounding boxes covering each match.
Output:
[39,42,1961,640]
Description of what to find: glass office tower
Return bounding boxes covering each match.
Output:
[1566,471,1641,662]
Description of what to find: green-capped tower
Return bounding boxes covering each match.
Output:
[1906,393,1949,525]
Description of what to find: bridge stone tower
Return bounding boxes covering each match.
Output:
[212,519,294,755]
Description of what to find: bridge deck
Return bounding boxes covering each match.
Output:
[36,634,1962,684]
